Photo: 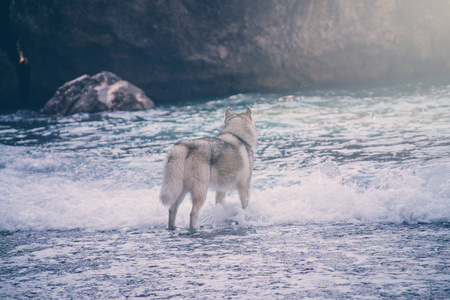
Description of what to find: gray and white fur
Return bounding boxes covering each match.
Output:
[159,107,257,231]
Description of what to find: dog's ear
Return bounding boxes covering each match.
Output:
[225,107,233,120]
[246,106,252,120]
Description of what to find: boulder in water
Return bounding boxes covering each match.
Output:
[41,71,154,116]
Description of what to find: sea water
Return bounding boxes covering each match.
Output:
[0,80,449,298]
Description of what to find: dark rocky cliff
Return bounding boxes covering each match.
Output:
[2,0,450,109]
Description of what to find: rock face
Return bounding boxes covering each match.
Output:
[41,72,154,116]
[5,0,450,108]
[0,50,19,108]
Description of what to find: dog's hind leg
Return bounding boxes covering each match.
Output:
[215,191,226,204]
[189,188,208,232]
[237,184,250,209]
[168,191,187,230]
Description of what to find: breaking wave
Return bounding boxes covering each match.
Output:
[0,147,448,231]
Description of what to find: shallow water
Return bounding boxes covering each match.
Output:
[0,80,449,298]
[1,223,449,299]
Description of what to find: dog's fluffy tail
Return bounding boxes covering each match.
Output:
[159,144,187,207]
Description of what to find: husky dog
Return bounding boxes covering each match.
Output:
[160,107,257,231]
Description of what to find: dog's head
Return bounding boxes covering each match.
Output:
[225,106,253,123]
[222,107,257,148]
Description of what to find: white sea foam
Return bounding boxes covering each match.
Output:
[203,160,450,227]
[1,155,448,231]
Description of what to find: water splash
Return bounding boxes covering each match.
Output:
[1,147,448,231]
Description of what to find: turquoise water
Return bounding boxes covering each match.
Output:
[0,81,449,298]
